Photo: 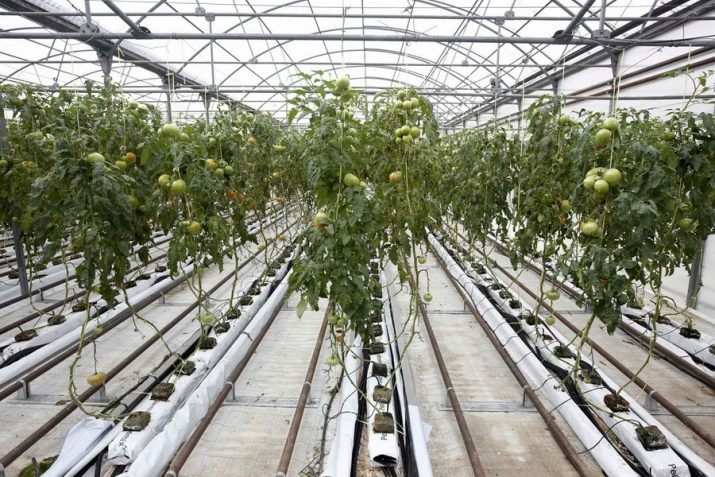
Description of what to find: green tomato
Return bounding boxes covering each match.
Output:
[402,100,413,110]
[679,218,695,231]
[206,159,219,170]
[417,256,427,264]
[544,315,556,326]
[86,152,105,164]
[198,313,214,326]
[662,129,675,141]
[326,354,340,367]
[127,195,139,209]
[560,200,572,212]
[395,101,404,110]
[359,181,366,188]
[410,126,421,138]
[343,173,360,187]
[397,90,406,100]
[215,168,225,178]
[224,165,234,175]
[115,160,127,171]
[402,134,413,144]
[602,168,622,186]
[0,159,7,170]
[335,76,350,91]
[602,117,619,131]
[170,179,187,195]
[158,174,171,188]
[583,175,596,190]
[545,290,560,301]
[314,211,330,225]
[395,137,402,144]
[208,137,217,147]
[328,314,339,325]
[400,125,411,136]
[186,221,202,235]
[410,98,420,109]
[594,128,612,147]
[581,220,600,237]
[586,167,606,177]
[161,123,181,137]
[423,293,433,302]
[558,114,573,126]
[593,179,610,194]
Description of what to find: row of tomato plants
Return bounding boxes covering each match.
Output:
[438,77,715,336]
[2,73,714,362]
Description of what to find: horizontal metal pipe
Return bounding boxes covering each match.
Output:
[0,59,617,68]
[3,10,714,22]
[5,84,714,101]
[0,32,712,47]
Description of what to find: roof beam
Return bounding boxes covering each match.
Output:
[445,0,714,127]
[0,0,253,112]
[0,31,712,46]
[555,0,597,41]
[100,0,145,35]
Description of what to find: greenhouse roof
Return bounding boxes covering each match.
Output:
[0,0,713,125]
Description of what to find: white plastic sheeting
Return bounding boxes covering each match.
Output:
[428,233,639,477]
[117,273,291,477]
[621,307,715,369]
[320,336,364,477]
[107,254,292,464]
[438,235,715,476]
[0,261,193,388]
[382,263,433,476]
[1,269,165,364]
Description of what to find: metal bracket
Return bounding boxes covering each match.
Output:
[79,21,100,34]
[592,29,610,40]
[522,385,533,408]
[96,49,114,86]
[226,381,236,402]
[644,390,658,412]
[97,384,108,402]
[16,379,30,400]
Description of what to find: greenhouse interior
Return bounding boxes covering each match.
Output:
[0,1,714,476]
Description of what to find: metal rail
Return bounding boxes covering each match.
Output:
[163,290,290,476]
[428,240,594,477]
[0,249,167,336]
[405,259,486,477]
[275,300,332,476]
[487,238,715,390]
[3,11,715,21]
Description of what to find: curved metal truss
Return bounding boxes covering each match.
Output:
[0,0,713,126]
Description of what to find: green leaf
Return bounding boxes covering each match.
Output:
[296,296,307,319]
